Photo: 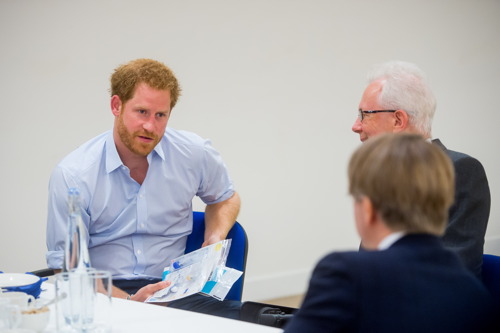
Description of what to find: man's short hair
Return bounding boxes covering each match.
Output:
[367,61,436,138]
[348,133,454,235]
[110,58,182,109]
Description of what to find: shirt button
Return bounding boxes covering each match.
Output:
[137,249,142,255]
[141,223,145,228]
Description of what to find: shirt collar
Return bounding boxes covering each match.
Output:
[105,132,166,173]
[153,137,166,160]
[377,231,406,250]
[105,132,123,173]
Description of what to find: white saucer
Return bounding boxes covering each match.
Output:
[0,273,40,288]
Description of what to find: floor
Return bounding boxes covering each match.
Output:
[260,294,304,308]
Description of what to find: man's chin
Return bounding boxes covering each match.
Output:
[131,144,155,156]
[131,138,160,156]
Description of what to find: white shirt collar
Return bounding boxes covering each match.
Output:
[377,231,406,250]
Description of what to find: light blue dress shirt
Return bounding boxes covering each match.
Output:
[46,128,234,280]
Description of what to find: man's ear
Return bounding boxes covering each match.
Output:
[393,109,409,133]
[111,95,122,116]
[357,196,380,250]
[361,197,377,227]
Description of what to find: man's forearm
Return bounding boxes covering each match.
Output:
[203,192,241,246]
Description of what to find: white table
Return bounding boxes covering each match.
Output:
[40,282,283,332]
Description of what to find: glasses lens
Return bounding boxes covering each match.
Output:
[358,110,363,121]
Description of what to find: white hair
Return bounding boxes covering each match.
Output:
[367,61,436,137]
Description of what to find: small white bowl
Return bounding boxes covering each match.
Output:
[20,307,50,332]
[0,273,39,288]
[0,273,43,298]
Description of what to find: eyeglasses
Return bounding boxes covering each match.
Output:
[358,110,397,122]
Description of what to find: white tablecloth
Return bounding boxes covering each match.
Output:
[40,282,283,332]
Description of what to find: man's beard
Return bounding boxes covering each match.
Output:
[117,115,160,156]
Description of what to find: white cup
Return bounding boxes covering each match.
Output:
[55,270,112,333]
[20,306,50,332]
[0,292,34,311]
[0,298,22,329]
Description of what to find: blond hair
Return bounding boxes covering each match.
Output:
[348,133,454,235]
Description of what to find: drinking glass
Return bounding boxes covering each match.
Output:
[55,270,112,332]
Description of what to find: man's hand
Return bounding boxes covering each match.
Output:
[202,233,225,248]
[129,280,170,302]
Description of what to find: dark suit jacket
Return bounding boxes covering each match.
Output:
[432,139,490,278]
[284,235,497,333]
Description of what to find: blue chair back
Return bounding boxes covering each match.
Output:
[483,254,500,301]
[185,211,248,301]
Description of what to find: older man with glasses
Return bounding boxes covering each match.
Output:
[352,60,490,279]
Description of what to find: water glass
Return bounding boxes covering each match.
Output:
[55,270,112,333]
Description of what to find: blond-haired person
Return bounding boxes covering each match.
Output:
[284,133,497,333]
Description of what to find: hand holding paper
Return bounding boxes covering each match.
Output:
[146,240,242,303]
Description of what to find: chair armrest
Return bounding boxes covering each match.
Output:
[30,268,56,277]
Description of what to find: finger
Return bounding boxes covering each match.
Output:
[154,280,170,290]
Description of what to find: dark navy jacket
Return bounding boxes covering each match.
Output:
[285,234,497,333]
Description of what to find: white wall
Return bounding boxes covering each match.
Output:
[1,0,499,301]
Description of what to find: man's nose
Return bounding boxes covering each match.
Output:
[352,117,362,133]
[143,117,155,132]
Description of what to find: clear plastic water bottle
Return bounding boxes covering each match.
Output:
[63,188,91,272]
[61,188,95,331]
